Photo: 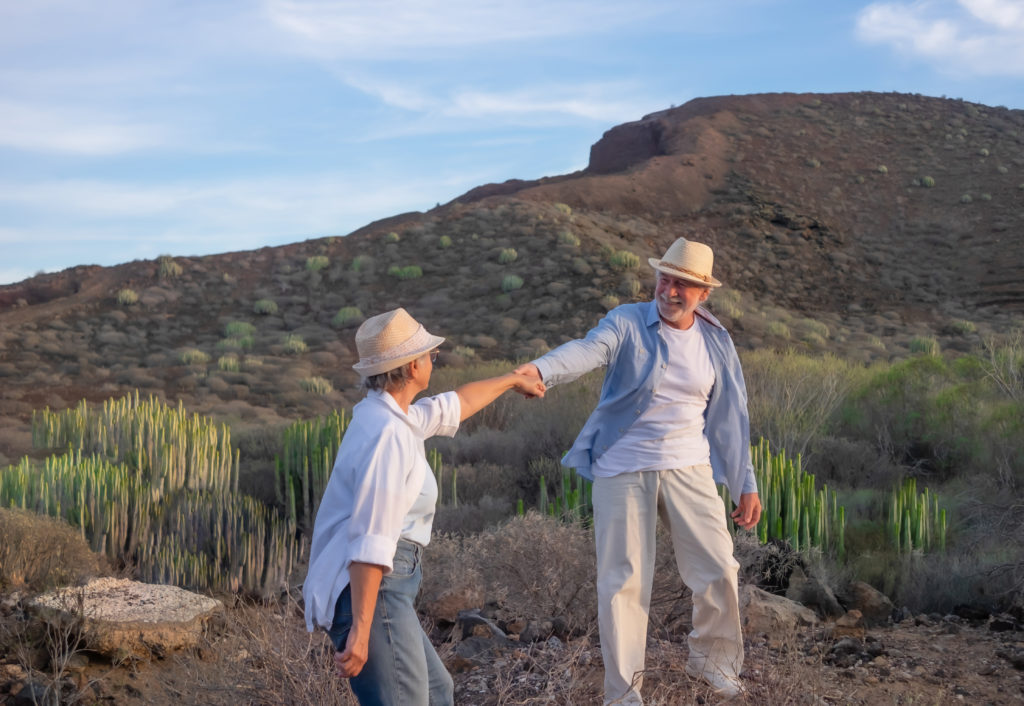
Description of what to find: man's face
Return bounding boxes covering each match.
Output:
[655,272,709,325]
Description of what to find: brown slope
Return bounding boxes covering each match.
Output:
[1,91,1022,466]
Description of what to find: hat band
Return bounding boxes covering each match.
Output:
[357,325,434,369]
[658,261,711,283]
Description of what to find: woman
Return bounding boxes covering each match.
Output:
[303,307,545,705]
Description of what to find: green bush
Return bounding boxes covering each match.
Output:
[608,250,640,270]
[332,306,364,328]
[439,235,452,249]
[978,147,990,157]
[921,176,936,188]
[388,265,423,280]
[305,255,329,272]
[217,336,254,350]
[253,298,278,315]
[767,321,791,339]
[599,294,620,310]
[282,334,308,354]
[218,354,241,372]
[553,203,572,216]
[385,231,400,243]
[116,288,139,306]
[498,248,518,264]
[948,319,976,335]
[960,193,973,203]
[501,274,524,292]
[876,165,888,174]
[806,158,821,168]
[300,376,333,395]
[225,321,256,338]
[350,255,372,272]
[557,229,580,247]
[980,193,992,201]
[179,348,210,365]
[909,336,940,356]
[158,254,183,279]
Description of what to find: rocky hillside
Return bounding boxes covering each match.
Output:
[1,91,1023,465]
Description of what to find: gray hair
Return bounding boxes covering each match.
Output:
[362,361,415,392]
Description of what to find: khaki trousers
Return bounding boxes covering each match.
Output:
[592,465,743,705]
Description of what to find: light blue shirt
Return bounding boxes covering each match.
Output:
[532,301,757,502]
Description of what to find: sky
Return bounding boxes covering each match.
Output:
[2,0,1023,285]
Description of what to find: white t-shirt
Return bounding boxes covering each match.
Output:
[592,322,715,477]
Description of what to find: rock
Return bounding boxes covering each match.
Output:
[953,603,990,622]
[988,615,1019,632]
[456,609,507,640]
[739,584,818,635]
[786,566,844,618]
[829,610,866,640]
[421,584,484,624]
[831,637,863,657]
[520,620,554,643]
[838,581,893,626]
[29,578,223,659]
[12,681,49,706]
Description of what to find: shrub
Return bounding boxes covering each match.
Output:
[305,255,329,272]
[599,294,620,310]
[218,354,241,372]
[385,231,400,243]
[158,254,183,279]
[619,278,643,298]
[116,288,138,306]
[608,250,640,270]
[806,158,821,168]
[0,507,106,591]
[439,235,452,249]
[767,321,791,339]
[997,165,1008,174]
[890,478,947,553]
[300,376,333,395]
[921,176,936,188]
[179,348,210,365]
[948,319,976,335]
[909,336,940,356]
[282,334,308,354]
[876,165,888,174]
[557,229,580,247]
[225,321,256,338]
[501,274,524,292]
[388,265,423,280]
[960,193,973,204]
[218,336,254,350]
[978,148,990,157]
[980,192,992,201]
[553,202,572,216]
[498,248,518,264]
[350,255,372,272]
[253,298,278,315]
[331,306,364,328]
[1018,183,1024,190]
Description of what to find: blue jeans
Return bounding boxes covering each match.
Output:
[328,540,454,706]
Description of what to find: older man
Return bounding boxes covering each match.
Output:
[517,237,760,702]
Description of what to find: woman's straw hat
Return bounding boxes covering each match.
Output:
[648,238,722,288]
[352,308,445,376]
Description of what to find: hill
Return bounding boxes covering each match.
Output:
[1,91,1023,467]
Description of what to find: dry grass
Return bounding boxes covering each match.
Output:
[0,508,108,592]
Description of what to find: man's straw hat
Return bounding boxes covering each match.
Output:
[352,308,445,376]
[648,238,722,288]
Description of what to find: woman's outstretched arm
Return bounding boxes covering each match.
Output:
[455,372,545,421]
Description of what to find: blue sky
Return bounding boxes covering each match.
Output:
[2,0,1022,285]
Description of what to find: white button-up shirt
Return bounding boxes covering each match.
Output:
[304,389,461,631]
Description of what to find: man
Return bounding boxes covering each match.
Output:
[517,237,761,703]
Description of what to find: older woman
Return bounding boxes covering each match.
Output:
[303,307,545,705]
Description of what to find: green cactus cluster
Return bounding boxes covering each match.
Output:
[725,438,846,557]
[5,392,297,596]
[276,410,350,534]
[890,478,947,553]
[536,465,592,523]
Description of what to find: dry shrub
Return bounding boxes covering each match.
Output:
[424,513,597,632]
[0,508,107,591]
[229,598,357,706]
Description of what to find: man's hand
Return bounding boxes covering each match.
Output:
[512,364,543,398]
[335,629,370,678]
[731,492,762,530]
[511,373,546,399]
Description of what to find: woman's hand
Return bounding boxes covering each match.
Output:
[335,629,370,678]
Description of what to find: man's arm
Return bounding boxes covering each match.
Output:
[516,310,625,387]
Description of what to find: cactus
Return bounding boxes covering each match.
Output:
[890,478,947,553]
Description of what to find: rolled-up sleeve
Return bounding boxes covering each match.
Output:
[407,390,461,438]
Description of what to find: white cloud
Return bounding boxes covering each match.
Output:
[263,0,670,58]
[0,101,171,155]
[856,0,1024,76]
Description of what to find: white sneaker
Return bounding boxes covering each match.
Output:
[685,663,745,699]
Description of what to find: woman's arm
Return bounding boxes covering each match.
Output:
[334,561,385,678]
[455,373,545,421]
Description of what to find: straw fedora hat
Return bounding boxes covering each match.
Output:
[352,308,445,376]
[648,238,722,288]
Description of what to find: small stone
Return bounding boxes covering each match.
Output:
[864,675,880,685]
